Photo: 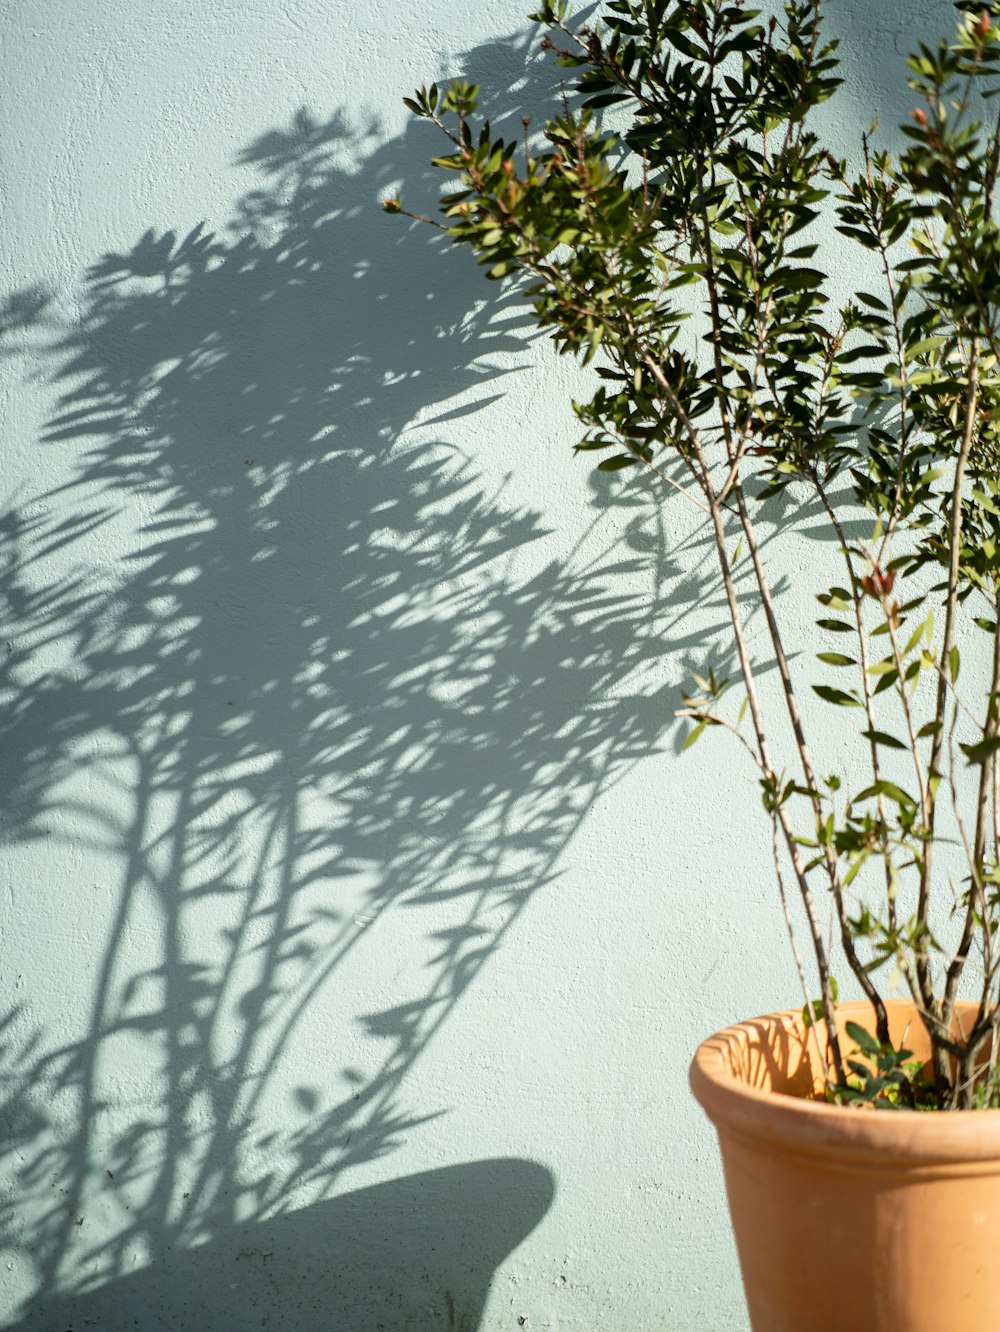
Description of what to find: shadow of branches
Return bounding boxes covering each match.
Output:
[0,27,726,1330]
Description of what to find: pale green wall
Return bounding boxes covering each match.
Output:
[0,1,949,1328]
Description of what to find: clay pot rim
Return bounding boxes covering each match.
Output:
[690,999,1000,1168]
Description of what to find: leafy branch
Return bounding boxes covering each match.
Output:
[396,0,1000,1107]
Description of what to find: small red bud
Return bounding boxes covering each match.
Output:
[978,10,992,39]
[862,565,897,600]
[912,107,928,126]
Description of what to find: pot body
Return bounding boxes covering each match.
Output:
[690,1000,1000,1332]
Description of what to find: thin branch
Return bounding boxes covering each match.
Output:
[674,706,764,769]
[921,339,981,1039]
[771,813,831,1088]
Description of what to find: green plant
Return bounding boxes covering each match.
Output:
[836,1020,933,1109]
[390,0,1000,1108]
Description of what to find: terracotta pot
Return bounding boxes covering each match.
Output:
[690,999,1000,1331]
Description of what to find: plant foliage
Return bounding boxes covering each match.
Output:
[394,0,1000,1108]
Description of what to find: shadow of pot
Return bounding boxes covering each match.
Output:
[8,1157,555,1332]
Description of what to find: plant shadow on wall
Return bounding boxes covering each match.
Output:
[0,30,732,1332]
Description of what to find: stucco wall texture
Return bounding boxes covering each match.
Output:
[0,1,951,1328]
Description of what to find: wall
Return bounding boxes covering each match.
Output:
[0,1,948,1328]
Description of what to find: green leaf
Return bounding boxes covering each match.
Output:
[812,685,862,707]
[682,720,708,750]
[903,618,930,657]
[852,780,916,808]
[817,652,856,667]
[817,588,853,611]
[597,455,639,471]
[843,849,872,887]
[873,667,899,694]
[971,489,1000,516]
[861,729,908,751]
[907,335,949,358]
[816,618,855,633]
[846,1020,881,1058]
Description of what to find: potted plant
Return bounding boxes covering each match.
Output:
[388,1,1000,1326]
